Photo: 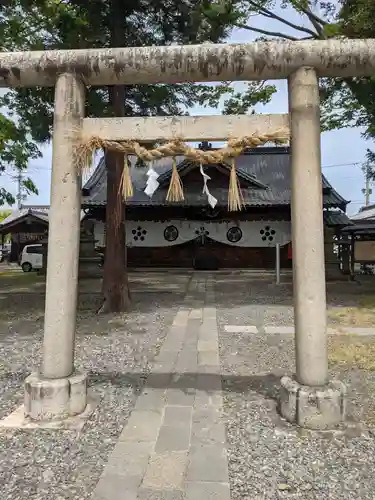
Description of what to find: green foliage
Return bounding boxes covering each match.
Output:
[223,82,277,115]
[0,0,235,143]
[0,113,40,206]
[0,210,11,223]
[0,0,281,150]
[0,0,248,208]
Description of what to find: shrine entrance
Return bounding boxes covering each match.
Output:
[2,39,374,429]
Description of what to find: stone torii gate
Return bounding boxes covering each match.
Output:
[2,39,375,429]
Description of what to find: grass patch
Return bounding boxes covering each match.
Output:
[328,294,375,326]
[0,270,44,288]
[329,337,375,371]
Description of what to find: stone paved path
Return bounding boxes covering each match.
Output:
[92,276,230,500]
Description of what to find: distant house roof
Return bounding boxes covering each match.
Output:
[0,206,85,233]
[351,203,375,222]
[82,146,349,211]
[0,207,50,233]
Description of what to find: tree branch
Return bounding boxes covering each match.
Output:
[299,6,328,26]
[235,22,298,40]
[246,0,318,38]
[300,6,326,38]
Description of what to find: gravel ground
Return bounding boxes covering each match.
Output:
[2,270,375,500]
[213,272,375,328]
[0,272,189,500]
[215,276,375,500]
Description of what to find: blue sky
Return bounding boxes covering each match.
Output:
[2,5,371,215]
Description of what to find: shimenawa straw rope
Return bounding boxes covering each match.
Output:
[76,130,289,211]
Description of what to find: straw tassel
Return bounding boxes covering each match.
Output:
[166,156,184,202]
[228,158,244,211]
[120,154,134,200]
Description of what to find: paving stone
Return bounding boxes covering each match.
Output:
[163,405,193,426]
[199,324,218,342]
[160,334,184,352]
[196,374,221,392]
[189,308,202,319]
[165,388,195,406]
[92,473,138,500]
[119,410,163,442]
[203,307,216,321]
[152,359,176,374]
[342,326,375,336]
[147,373,172,389]
[191,407,226,445]
[198,364,221,375]
[137,489,185,500]
[155,424,191,452]
[198,340,218,352]
[106,441,153,478]
[185,317,201,333]
[195,390,223,408]
[264,325,294,335]
[183,330,199,347]
[169,373,196,390]
[155,349,181,363]
[142,452,188,490]
[187,444,229,483]
[198,350,219,366]
[175,350,197,373]
[134,388,166,410]
[224,325,258,334]
[185,481,231,500]
[172,310,190,327]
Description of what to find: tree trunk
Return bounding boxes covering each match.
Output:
[98,0,131,313]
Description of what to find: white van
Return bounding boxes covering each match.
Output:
[20,244,43,272]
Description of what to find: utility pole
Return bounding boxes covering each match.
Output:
[16,169,23,209]
[362,163,372,207]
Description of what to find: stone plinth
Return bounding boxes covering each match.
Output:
[24,371,87,421]
[279,376,346,430]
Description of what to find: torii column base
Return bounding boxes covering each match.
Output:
[24,371,87,421]
[279,376,346,430]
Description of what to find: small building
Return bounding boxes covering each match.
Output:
[340,204,375,276]
[0,207,49,261]
[82,146,351,271]
[0,206,89,265]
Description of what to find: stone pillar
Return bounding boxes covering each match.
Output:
[279,67,346,429]
[24,73,87,421]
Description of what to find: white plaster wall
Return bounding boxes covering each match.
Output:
[94,220,291,248]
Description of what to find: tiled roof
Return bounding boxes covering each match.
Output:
[82,147,349,210]
[323,210,352,227]
[341,222,375,234]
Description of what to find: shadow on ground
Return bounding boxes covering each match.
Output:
[2,270,375,334]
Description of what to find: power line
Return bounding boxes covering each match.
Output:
[322,161,362,169]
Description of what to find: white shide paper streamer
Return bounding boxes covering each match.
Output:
[144,163,160,197]
[200,164,217,208]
